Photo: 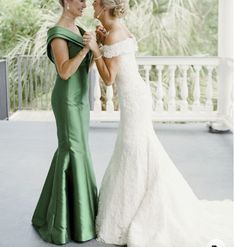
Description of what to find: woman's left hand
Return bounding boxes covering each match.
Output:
[83,32,99,52]
[96,25,107,45]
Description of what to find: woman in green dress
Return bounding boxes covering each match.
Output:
[31,0,98,244]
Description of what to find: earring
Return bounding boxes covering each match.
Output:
[66,4,70,10]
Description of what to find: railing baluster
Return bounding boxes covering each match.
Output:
[17,55,22,110]
[93,66,102,112]
[24,57,29,108]
[12,58,16,110]
[49,62,55,110]
[34,59,38,109]
[205,65,214,111]
[106,86,114,112]
[168,65,176,112]
[40,58,43,109]
[156,65,164,112]
[180,65,189,112]
[45,59,49,109]
[144,65,151,85]
[29,57,33,109]
[192,65,201,111]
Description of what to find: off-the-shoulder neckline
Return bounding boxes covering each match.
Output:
[103,37,136,48]
[50,25,83,39]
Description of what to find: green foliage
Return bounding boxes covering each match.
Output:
[0,0,218,57]
[0,0,39,56]
[0,0,219,112]
[188,0,218,55]
[125,0,218,56]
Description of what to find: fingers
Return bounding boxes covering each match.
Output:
[89,31,96,39]
[96,25,106,33]
[83,33,92,45]
[84,32,96,40]
[83,32,91,39]
[96,30,104,37]
[83,32,98,49]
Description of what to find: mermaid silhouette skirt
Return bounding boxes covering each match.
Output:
[32,26,98,245]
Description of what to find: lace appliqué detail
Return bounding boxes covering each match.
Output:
[101,37,138,58]
[95,33,233,247]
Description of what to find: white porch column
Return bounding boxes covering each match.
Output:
[210,0,233,131]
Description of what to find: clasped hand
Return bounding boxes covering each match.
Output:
[96,25,107,45]
[83,32,98,51]
[83,25,107,51]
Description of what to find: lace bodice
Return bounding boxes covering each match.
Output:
[101,37,152,125]
[101,37,138,58]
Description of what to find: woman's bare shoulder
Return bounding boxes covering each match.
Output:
[104,28,131,46]
[104,30,120,45]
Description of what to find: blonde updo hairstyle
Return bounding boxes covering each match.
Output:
[101,0,129,18]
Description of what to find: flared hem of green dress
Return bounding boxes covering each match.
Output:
[31,148,98,245]
[32,221,96,245]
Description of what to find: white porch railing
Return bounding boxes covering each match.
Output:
[7,55,233,131]
[90,56,233,131]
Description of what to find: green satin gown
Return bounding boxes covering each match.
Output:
[31,26,98,245]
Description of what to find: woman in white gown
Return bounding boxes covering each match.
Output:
[83,0,233,246]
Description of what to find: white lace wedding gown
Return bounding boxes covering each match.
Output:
[96,37,233,247]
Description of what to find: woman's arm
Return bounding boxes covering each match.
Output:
[51,38,89,80]
[83,32,120,86]
[93,48,120,86]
